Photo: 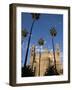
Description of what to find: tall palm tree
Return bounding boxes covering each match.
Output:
[24,13,40,68]
[50,27,57,72]
[38,38,44,76]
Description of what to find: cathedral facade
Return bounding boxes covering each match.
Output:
[30,45,63,76]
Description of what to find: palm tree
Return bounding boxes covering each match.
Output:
[22,28,28,43]
[50,27,57,73]
[22,29,28,38]
[38,38,44,76]
[24,13,40,68]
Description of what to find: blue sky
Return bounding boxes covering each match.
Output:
[21,12,63,66]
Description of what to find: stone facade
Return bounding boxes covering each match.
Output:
[30,45,63,76]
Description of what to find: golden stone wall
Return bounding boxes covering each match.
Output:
[30,45,62,76]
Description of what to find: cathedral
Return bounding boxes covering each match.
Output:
[30,45,63,76]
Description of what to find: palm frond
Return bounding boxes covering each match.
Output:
[31,13,40,20]
[22,28,28,38]
[38,38,44,46]
[50,27,57,37]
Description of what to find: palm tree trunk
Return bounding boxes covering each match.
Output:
[39,48,41,76]
[24,20,35,68]
[48,58,50,68]
[52,37,56,70]
[32,50,36,70]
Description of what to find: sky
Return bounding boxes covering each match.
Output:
[21,12,63,67]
